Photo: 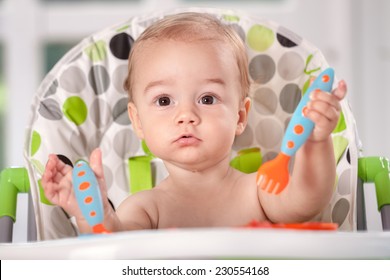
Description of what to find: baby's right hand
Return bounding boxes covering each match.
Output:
[42,154,81,217]
[42,149,113,232]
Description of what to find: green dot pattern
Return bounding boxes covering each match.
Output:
[62,96,88,126]
[247,25,275,52]
[30,130,41,157]
[84,40,107,62]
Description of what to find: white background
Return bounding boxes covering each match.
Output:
[3,260,390,279]
[0,0,389,241]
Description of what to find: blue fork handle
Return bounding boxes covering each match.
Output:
[281,68,334,156]
[72,160,104,227]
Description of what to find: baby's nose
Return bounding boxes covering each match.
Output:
[174,104,200,125]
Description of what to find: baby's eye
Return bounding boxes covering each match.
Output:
[199,95,217,105]
[156,96,171,106]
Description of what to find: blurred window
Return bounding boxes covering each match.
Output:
[41,0,140,2]
[0,44,5,170]
[181,0,284,2]
[44,43,75,73]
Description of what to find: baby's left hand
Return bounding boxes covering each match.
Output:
[305,80,347,142]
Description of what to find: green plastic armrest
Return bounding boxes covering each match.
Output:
[230,147,262,174]
[358,157,390,211]
[0,167,30,222]
[128,140,154,193]
[128,155,154,193]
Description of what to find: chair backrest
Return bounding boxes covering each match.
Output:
[24,7,360,240]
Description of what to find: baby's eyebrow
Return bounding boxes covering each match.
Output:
[143,77,226,93]
[204,78,226,87]
[143,79,174,93]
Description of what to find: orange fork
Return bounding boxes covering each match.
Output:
[256,68,335,194]
[256,153,291,194]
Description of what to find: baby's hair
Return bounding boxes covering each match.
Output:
[124,12,250,102]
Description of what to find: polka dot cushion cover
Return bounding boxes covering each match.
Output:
[24,7,360,240]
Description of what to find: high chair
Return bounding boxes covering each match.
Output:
[0,7,389,254]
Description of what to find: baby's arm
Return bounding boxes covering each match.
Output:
[115,192,158,230]
[259,80,347,222]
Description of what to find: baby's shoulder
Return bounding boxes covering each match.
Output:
[117,188,162,227]
[232,170,257,188]
[227,170,259,200]
[122,187,162,206]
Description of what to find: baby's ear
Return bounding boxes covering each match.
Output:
[127,102,144,139]
[236,97,251,135]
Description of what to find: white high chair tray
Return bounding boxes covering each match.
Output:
[1,228,390,259]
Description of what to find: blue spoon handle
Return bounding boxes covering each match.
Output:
[72,160,104,227]
[281,68,335,156]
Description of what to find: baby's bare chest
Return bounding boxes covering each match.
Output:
[155,186,263,228]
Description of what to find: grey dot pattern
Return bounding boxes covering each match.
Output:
[255,119,283,149]
[70,130,88,156]
[112,64,128,94]
[59,66,86,93]
[253,87,278,115]
[233,125,254,149]
[115,164,130,193]
[338,169,352,195]
[113,97,131,125]
[279,84,302,113]
[103,164,113,191]
[278,52,305,81]
[44,79,59,97]
[90,99,113,129]
[332,198,350,226]
[89,65,110,95]
[249,54,276,84]
[113,128,140,159]
[38,99,63,120]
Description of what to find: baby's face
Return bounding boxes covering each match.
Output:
[128,39,244,171]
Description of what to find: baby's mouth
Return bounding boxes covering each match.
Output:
[177,133,194,139]
[175,134,201,145]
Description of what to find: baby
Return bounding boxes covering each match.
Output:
[42,12,347,233]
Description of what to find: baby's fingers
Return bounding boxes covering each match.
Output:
[306,104,338,126]
[42,177,73,206]
[89,148,109,194]
[44,154,72,182]
[310,89,342,112]
[89,148,105,180]
[332,80,347,100]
